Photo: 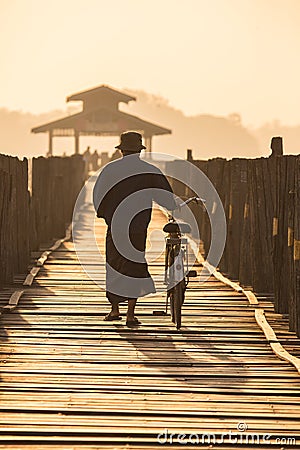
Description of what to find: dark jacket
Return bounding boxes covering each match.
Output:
[93,154,177,231]
[93,154,177,301]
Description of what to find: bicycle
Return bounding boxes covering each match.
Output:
[160,197,205,330]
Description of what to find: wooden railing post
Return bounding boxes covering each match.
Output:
[0,153,85,288]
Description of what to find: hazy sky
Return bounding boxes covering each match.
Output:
[1,0,300,126]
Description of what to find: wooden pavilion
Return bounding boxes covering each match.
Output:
[31,85,171,155]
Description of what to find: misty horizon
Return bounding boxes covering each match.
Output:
[1,88,300,160]
[1,91,299,129]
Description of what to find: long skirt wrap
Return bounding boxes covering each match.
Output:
[105,228,156,305]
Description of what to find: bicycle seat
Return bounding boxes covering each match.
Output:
[163,221,191,234]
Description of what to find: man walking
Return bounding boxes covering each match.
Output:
[93,131,177,327]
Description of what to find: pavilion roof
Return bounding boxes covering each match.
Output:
[66,84,136,104]
[31,107,171,137]
[31,85,171,138]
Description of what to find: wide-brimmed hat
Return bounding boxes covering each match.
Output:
[115,131,146,152]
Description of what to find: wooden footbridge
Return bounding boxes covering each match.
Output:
[1,202,300,448]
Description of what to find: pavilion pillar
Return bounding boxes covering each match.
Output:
[74,130,80,154]
[48,130,53,156]
[144,136,152,157]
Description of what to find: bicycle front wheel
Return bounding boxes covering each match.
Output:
[172,281,185,330]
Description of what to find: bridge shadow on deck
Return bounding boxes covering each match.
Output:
[106,309,253,393]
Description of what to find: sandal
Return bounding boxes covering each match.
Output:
[126,317,142,327]
[104,314,122,321]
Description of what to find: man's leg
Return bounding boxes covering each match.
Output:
[105,293,122,320]
[127,298,137,321]
[110,300,120,317]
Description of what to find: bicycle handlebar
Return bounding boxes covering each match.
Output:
[175,196,206,210]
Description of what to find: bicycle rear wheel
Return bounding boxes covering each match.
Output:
[172,281,185,329]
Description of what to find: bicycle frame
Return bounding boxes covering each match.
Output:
[164,236,188,286]
[162,197,205,323]
[164,221,191,316]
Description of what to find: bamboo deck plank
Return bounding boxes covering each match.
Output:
[1,207,300,447]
